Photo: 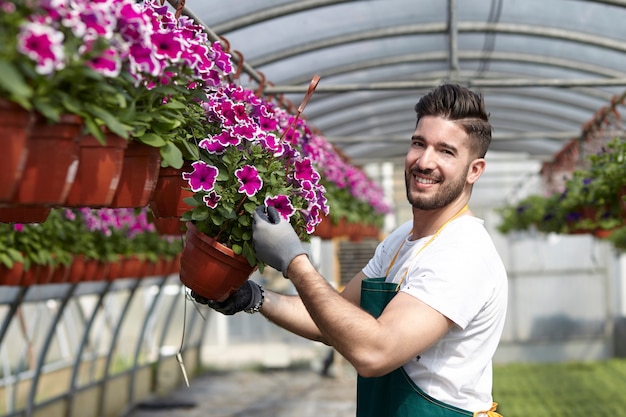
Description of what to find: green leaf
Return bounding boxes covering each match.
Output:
[0,60,33,102]
[138,133,167,147]
[183,197,199,207]
[231,243,243,255]
[0,253,14,269]
[191,210,209,221]
[160,142,184,169]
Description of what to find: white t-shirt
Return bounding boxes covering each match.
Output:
[361,216,508,412]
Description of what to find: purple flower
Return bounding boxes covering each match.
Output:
[88,47,121,76]
[235,165,263,197]
[182,161,218,192]
[293,159,320,182]
[199,137,228,154]
[150,31,184,61]
[203,191,221,209]
[213,129,242,147]
[17,22,66,75]
[265,195,295,220]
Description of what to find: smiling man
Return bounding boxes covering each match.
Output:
[200,84,508,417]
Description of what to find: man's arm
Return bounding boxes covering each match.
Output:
[260,270,367,344]
[252,205,453,377]
[286,254,453,378]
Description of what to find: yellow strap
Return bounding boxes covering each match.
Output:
[473,402,503,417]
[393,204,469,292]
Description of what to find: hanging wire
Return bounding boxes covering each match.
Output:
[476,0,503,77]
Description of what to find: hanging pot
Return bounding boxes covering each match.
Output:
[0,100,33,202]
[179,222,255,302]
[67,255,86,284]
[110,141,161,208]
[119,255,146,279]
[21,264,53,286]
[312,215,334,240]
[12,114,81,205]
[0,205,51,223]
[149,163,194,218]
[65,131,128,207]
[49,263,70,284]
[106,256,124,281]
[83,259,109,281]
[0,262,25,286]
[151,217,187,236]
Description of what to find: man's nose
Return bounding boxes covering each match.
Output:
[415,147,436,170]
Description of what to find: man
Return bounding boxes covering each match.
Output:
[197,84,508,417]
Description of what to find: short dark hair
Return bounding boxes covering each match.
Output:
[414,84,492,158]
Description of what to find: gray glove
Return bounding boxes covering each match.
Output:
[252,205,308,278]
[191,281,264,315]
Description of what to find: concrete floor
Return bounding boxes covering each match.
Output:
[126,365,358,417]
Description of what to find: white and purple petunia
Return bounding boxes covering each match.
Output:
[235,165,263,197]
[264,195,295,220]
[182,161,218,192]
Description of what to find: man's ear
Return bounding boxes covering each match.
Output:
[466,158,486,185]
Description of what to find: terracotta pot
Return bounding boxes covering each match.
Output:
[312,215,350,240]
[21,264,53,286]
[107,257,124,281]
[110,141,161,208]
[149,164,194,218]
[83,259,109,282]
[312,216,334,239]
[347,222,363,242]
[65,131,128,207]
[119,255,146,279]
[0,100,33,202]
[0,262,24,286]
[67,255,86,283]
[179,223,255,302]
[12,114,81,205]
[0,205,51,223]
[49,263,70,284]
[151,217,186,236]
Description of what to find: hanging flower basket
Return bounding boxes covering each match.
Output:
[12,114,82,205]
[0,206,52,224]
[0,262,25,286]
[149,164,194,218]
[110,141,161,208]
[179,222,255,302]
[67,255,86,284]
[0,100,33,202]
[65,131,128,207]
[49,263,70,284]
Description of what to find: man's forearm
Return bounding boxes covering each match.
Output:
[261,289,328,344]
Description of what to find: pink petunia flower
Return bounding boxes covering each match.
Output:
[235,165,263,197]
[182,161,218,192]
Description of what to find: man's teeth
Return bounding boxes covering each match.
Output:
[416,177,436,184]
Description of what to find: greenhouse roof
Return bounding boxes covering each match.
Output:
[177,0,626,205]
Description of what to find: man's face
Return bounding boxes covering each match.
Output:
[404,116,474,210]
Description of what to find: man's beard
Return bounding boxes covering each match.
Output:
[404,168,467,210]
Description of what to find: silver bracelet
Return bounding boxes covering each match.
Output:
[244,286,264,314]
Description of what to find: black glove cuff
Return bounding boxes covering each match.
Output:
[244,283,264,314]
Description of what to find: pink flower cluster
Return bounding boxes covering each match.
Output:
[271,108,392,216]
[183,84,329,233]
[73,207,155,238]
[13,0,232,86]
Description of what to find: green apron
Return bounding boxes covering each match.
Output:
[356,277,474,417]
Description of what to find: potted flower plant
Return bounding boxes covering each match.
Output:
[179,83,328,301]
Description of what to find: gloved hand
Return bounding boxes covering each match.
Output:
[190,280,264,315]
[252,205,308,278]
